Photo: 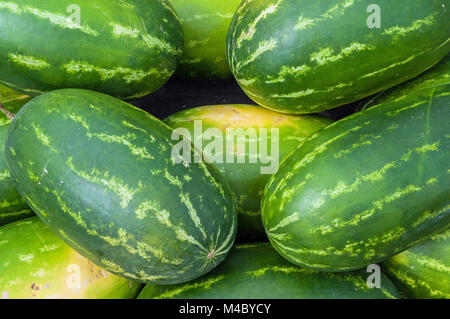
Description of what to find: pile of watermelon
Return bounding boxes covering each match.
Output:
[0,0,448,299]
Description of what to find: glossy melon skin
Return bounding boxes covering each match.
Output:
[0,217,142,299]
[262,82,450,272]
[0,0,183,99]
[5,88,237,284]
[0,85,33,225]
[138,243,401,299]
[365,54,450,108]
[170,0,241,81]
[0,84,32,111]
[165,105,332,240]
[382,229,450,299]
[226,0,450,114]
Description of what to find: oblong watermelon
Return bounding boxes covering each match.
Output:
[5,88,237,284]
[0,0,183,99]
[138,243,401,299]
[382,229,450,299]
[262,82,450,271]
[0,85,33,226]
[165,105,332,240]
[364,54,450,108]
[226,0,450,114]
[0,217,142,299]
[170,0,241,81]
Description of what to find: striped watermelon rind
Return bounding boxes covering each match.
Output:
[0,0,183,99]
[0,84,33,226]
[361,54,450,109]
[170,0,241,81]
[138,242,401,299]
[5,88,237,284]
[226,0,450,114]
[382,228,450,299]
[262,79,450,271]
[165,104,333,240]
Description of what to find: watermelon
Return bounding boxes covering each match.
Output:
[138,242,401,299]
[262,81,450,272]
[165,105,332,240]
[0,84,32,111]
[362,54,450,109]
[170,0,241,81]
[0,0,183,99]
[226,0,450,114]
[0,217,142,299]
[5,88,237,284]
[382,228,450,299]
[0,85,33,225]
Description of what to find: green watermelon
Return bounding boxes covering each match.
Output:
[226,0,450,114]
[262,81,450,271]
[170,0,241,81]
[0,84,32,111]
[0,85,33,225]
[0,0,183,99]
[382,228,450,299]
[138,242,401,299]
[5,88,237,284]
[165,105,332,240]
[362,54,450,109]
[0,217,142,299]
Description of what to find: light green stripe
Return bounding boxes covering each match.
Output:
[151,275,225,299]
[8,53,50,70]
[62,61,169,84]
[0,2,99,36]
